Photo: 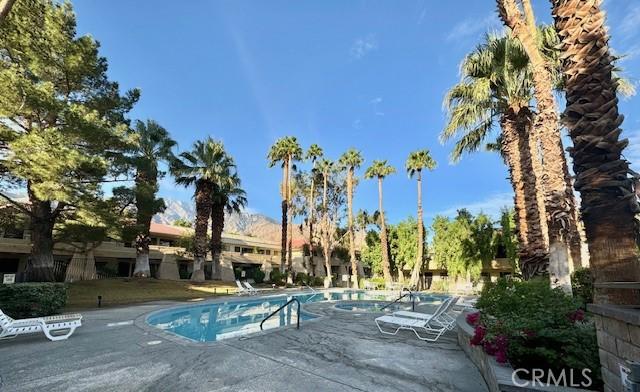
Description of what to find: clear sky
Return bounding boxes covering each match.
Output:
[71,0,640,226]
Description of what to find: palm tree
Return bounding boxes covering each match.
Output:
[210,173,247,280]
[305,144,323,276]
[173,138,234,282]
[317,158,334,281]
[441,32,549,279]
[129,120,177,278]
[497,0,582,291]
[551,0,640,304]
[406,149,436,289]
[267,136,303,274]
[364,160,396,283]
[338,148,364,288]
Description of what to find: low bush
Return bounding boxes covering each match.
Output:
[368,277,385,289]
[0,283,67,318]
[295,273,308,285]
[571,267,593,308]
[312,277,324,287]
[269,269,288,286]
[429,279,449,292]
[253,269,265,284]
[470,278,602,389]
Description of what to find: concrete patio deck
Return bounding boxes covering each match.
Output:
[0,295,488,392]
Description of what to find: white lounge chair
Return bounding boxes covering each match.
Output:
[375,298,451,342]
[235,280,250,295]
[0,309,82,341]
[393,296,460,330]
[242,281,258,295]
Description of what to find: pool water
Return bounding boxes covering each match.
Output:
[334,302,406,312]
[146,290,444,342]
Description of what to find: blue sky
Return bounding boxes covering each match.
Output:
[71,0,640,226]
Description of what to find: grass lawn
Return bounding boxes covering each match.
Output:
[66,278,238,310]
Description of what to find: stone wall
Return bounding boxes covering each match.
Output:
[588,304,640,392]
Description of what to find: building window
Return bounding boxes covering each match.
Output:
[234,246,241,253]
[242,247,254,254]
[265,250,271,255]
[257,249,265,254]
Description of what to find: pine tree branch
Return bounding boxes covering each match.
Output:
[0,191,33,217]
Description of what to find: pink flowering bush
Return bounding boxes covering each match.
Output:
[467,278,602,389]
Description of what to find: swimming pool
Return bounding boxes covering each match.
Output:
[334,302,405,312]
[146,290,445,342]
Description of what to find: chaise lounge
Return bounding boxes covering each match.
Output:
[0,309,82,341]
[374,297,452,342]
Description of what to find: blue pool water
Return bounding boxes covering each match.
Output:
[334,302,405,312]
[147,290,444,342]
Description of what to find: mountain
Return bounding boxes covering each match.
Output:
[154,199,289,242]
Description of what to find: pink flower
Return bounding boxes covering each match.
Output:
[568,309,585,322]
[470,325,486,346]
[466,312,481,326]
[495,349,508,364]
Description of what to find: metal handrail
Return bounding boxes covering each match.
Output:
[302,282,317,293]
[380,289,416,311]
[260,297,301,331]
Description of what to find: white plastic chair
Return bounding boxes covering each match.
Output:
[375,298,452,341]
[393,296,460,330]
[242,281,258,295]
[0,309,82,341]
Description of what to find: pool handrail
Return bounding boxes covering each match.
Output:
[260,297,301,331]
[380,289,416,312]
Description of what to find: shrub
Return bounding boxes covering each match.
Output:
[472,278,602,389]
[295,273,308,285]
[253,269,265,284]
[0,283,67,318]
[429,279,449,292]
[571,268,593,308]
[368,277,385,289]
[269,269,288,286]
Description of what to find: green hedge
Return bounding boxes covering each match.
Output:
[0,283,67,318]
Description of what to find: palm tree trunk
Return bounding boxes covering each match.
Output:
[378,178,392,283]
[409,171,424,289]
[498,0,579,292]
[322,170,332,287]
[500,107,549,278]
[133,170,155,278]
[210,202,225,280]
[308,175,315,276]
[551,0,640,304]
[347,168,358,288]
[133,235,151,278]
[286,158,293,283]
[280,159,289,273]
[193,181,213,282]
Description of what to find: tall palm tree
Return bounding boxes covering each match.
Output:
[364,160,396,283]
[129,120,177,278]
[497,0,582,291]
[305,144,323,276]
[338,148,364,288]
[210,173,247,280]
[406,149,436,289]
[267,136,303,274]
[441,32,549,279]
[317,158,334,281]
[173,138,234,282]
[551,0,640,304]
